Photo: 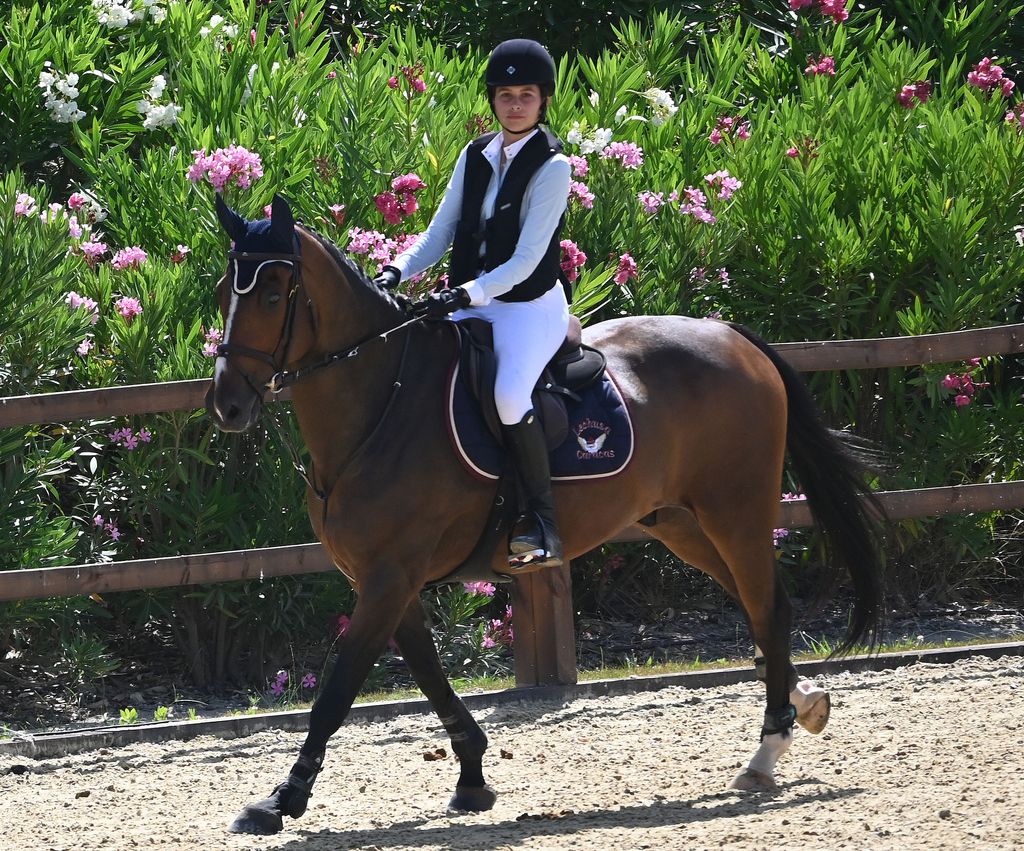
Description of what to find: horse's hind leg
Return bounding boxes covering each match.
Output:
[393,597,495,812]
[754,644,830,734]
[647,509,806,790]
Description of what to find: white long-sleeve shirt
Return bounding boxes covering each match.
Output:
[390,129,571,306]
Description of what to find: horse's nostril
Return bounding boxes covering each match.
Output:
[226,404,240,421]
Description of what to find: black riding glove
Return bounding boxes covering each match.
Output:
[412,287,472,320]
[373,265,401,290]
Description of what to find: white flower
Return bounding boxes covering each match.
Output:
[643,87,678,127]
[1015,226,1024,247]
[39,67,87,123]
[614,105,628,123]
[588,90,599,106]
[148,75,166,99]
[142,102,181,129]
[566,122,584,146]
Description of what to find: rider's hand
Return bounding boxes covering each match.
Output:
[372,265,401,290]
[412,287,472,320]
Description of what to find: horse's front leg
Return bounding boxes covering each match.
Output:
[393,597,495,813]
[229,577,417,835]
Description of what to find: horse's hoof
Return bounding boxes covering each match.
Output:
[448,784,497,812]
[728,768,779,793]
[228,804,284,835]
[796,692,831,735]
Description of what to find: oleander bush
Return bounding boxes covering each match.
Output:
[1,0,1023,694]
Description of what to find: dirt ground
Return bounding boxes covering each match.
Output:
[1,654,1021,851]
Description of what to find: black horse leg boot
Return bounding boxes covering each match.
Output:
[503,410,563,571]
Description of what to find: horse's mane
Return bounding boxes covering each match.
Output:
[301,226,405,311]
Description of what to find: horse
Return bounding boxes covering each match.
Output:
[207,194,884,835]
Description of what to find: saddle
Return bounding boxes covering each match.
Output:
[455,314,606,448]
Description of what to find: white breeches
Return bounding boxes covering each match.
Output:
[452,283,571,425]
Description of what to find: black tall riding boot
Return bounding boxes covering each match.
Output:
[503,410,563,570]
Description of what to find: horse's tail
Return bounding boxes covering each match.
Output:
[727,322,886,654]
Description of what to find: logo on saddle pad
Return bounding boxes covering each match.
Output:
[575,418,614,460]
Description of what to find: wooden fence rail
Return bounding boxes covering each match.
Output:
[2,323,1023,429]
[3,322,1024,685]
[4,481,1024,604]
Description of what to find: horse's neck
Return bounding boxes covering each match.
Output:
[288,301,451,497]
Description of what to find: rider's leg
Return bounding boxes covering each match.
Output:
[488,285,569,569]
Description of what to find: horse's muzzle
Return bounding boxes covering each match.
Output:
[206,375,262,432]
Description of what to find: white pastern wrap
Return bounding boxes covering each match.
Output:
[746,730,793,777]
[790,678,828,715]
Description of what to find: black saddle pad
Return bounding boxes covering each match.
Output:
[446,358,635,481]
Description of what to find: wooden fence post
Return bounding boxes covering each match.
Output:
[510,560,577,687]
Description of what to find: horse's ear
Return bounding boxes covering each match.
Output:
[214,193,247,242]
[270,194,295,244]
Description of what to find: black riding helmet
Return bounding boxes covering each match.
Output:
[485,39,556,126]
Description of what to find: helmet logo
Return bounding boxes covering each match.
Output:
[506,65,516,75]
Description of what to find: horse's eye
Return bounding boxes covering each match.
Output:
[268,292,281,306]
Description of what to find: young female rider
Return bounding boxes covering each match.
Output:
[375,39,572,572]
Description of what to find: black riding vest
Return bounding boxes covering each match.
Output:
[448,128,566,303]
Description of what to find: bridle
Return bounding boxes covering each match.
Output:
[215,235,420,395]
[213,231,421,508]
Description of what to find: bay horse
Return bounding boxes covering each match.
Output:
[208,194,884,835]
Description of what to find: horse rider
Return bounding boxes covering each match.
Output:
[375,38,572,572]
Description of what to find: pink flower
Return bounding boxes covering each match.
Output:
[111,247,147,270]
[705,170,742,200]
[187,145,264,191]
[786,146,800,157]
[93,514,104,527]
[66,216,82,239]
[805,55,836,77]
[559,239,587,282]
[65,291,100,324]
[14,193,37,217]
[898,81,931,109]
[600,141,644,169]
[105,522,121,541]
[301,673,317,689]
[569,180,595,208]
[818,0,849,23]
[614,252,638,285]
[968,57,1015,96]
[374,191,402,225]
[1007,102,1024,132]
[914,81,933,103]
[954,394,971,407]
[709,115,751,145]
[275,669,288,684]
[202,326,223,357]
[773,528,789,546]
[782,492,807,501]
[463,582,496,597]
[138,428,152,443]
[637,190,664,214]
[789,0,814,8]
[568,155,589,177]
[326,70,336,80]
[170,244,190,263]
[269,679,285,696]
[328,204,346,226]
[77,337,94,356]
[412,78,426,93]
[336,613,351,637]
[387,76,399,89]
[68,193,87,211]
[392,173,426,193]
[941,374,961,390]
[80,241,108,265]
[115,296,143,322]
